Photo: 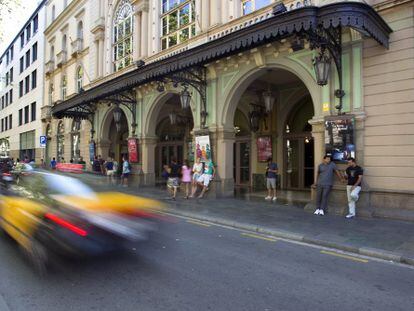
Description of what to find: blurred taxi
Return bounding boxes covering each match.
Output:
[0,168,165,272]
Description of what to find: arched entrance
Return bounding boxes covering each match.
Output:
[284,96,315,190]
[224,67,316,193]
[154,94,194,181]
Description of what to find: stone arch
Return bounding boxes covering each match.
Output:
[100,104,132,141]
[220,58,321,129]
[143,90,196,137]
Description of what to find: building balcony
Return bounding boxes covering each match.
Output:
[45,60,55,75]
[71,38,84,57]
[41,105,52,122]
[56,50,67,68]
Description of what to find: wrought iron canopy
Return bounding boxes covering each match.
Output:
[52,2,391,120]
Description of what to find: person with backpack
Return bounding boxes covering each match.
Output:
[121,155,131,187]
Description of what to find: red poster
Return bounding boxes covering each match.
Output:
[257,136,272,162]
[128,138,138,163]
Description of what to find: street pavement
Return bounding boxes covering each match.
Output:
[74,173,414,266]
[1,213,414,311]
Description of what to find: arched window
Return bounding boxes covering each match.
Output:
[76,67,83,92]
[71,120,81,161]
[62,34,67,52]
[51,5,56,21]
[113,0,134,72]
[57,121,65,162]
[61,76,67,100]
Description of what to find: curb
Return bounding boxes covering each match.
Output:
[164,207,414,267]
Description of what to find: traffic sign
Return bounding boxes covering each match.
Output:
[40,135,47,148]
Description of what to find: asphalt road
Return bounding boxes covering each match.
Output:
[0,214,413,311]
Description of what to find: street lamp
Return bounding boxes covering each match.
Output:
[113,106,122,132]
[313,50,331,86]
[263,88,275,113]
[180,85,191,109]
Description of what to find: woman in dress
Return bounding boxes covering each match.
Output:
[190,157,203,198]
[181,159,192,199]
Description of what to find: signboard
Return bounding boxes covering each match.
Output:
[324,115,355,162]
[56,163,84,174]
[256,136,272,162]
[40,135,47,148]
[128,138,138,163]
[89,141,95,162]
[195,135,212,164]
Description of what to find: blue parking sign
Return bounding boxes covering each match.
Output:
[40,135,47,148]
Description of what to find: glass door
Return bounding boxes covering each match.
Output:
[234,140,250,186]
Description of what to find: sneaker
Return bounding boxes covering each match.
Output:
[319,210,325,216]
[265,196,272,200]
[314,209,321,215]
[272,197,277,201]
[346,214,355,219]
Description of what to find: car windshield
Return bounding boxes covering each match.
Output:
[44,174,97,199]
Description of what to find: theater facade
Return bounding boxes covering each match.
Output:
[42,0,414,220]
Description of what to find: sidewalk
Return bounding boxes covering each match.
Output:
[72,173,414,266]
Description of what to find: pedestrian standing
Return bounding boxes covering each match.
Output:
[98,155,105,175]
[312,155,343,216]
[105,157,115,184]
[181,159,192,199]
[50,157,57,170]
[121,156,131,187]
[344,158,363,219]
[265,157,278,201]
[190,157,203,198]
[167,158,181,200]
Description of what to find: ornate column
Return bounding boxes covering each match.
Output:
[140,6,149,58]
[215,128,236,197]
[133,10,142,60]
[201,0,210,31]
[140,136,158,185]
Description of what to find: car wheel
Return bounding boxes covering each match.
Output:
[21,238,49,276]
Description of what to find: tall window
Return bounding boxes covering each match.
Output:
[52,5,56,21]
[19,81,23,97]
[50,45,55,61]
[49,83,54,105]
[24,105,29,124]
[113,0,133,72]
[242,0,272,15]
[61,76,67,100]
[26,24,31,41]
[31,70,37,89]
[25,75,30,94]
[25,50,30,68]
[77,21,84,40]
[33,14,39,33]
[20,33,24,49]
[32,42,38,62]
[8,115,12,130]
[20,57,24,73]
[9,90,13,104]
[31,102,36,121]
[62,34,67,52]
[161,0,195,50]
[57,121,65,161]
[18,109,23,126]
[76,67,83,92]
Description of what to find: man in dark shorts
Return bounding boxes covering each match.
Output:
[167,158,181,200]
[312,155,343,216]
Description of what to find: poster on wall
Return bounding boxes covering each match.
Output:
[257,136,272,162]
[89,142,95,162]
[195,135,212,164]
[128,138,138,163]
[324,115,355,162]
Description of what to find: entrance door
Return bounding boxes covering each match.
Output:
[284,135,314,190]
[234,140,250,186]
[156,143,184,177]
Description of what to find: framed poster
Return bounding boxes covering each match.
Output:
[195,135,212,164]
[324,115,355,162]
[128,138,138,163]
[257,136,272,162]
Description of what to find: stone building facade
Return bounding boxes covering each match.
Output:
[45,0,413,220]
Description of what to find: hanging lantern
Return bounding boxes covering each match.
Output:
[113,106,122,132]
[263,89,275,113]
[249,110,260,133]
[169,111,177,125]
[180,86,191,109]
[313,51,331,86]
